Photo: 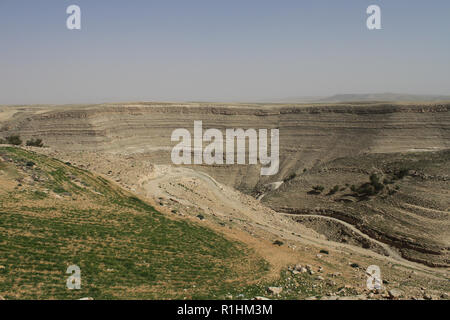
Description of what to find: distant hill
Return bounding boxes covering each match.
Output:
[317,93,450,103]
[267,93,450,103]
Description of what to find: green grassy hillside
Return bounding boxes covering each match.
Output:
[0,147,268,299]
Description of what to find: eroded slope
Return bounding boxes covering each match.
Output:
[263,150,450,267]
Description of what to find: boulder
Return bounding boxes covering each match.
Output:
[294,264,302,271]
[267,287,283,295]
[423,293,437,300]
[388,289,403,299]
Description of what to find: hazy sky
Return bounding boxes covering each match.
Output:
[1,0,450,104]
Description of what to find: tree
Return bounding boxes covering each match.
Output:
[26,138,44,147]
[5,135,22,146]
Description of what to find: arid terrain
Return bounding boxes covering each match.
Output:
[0,101,449,300]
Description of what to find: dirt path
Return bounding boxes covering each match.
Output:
[279,213,403,259]
[403,203,450,215]
[140,164,446,276]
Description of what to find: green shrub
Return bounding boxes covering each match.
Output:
[358,183,376,196]
[5,135,22,145]
[284,173,297,182]
[26,138,44,147]
[369,173,381,185]
[273,240,284,246]
[369,173,384,193]
[351,173,386,197]
[394,168,410,180]
[312,185,324,192]
[328,185,339,195]
[388,189,397,195]
[26,161,35,167]
[309,185,325,195]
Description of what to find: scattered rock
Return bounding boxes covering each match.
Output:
[331,272,342,277]
[320,295,339,300]
[326,280,336,286]
[0,295,5,300]
[388,289,403,299]
[294,264,302,271]
[441,293,449,299]
[253,296,270,300]
[423,293,437,300]
[78,297,94,300]
[317,276,324,281]
[267,287,283,295]
[374,287,385,295]
[338,295,367,300]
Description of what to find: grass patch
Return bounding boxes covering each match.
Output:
[0,147,269,299]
